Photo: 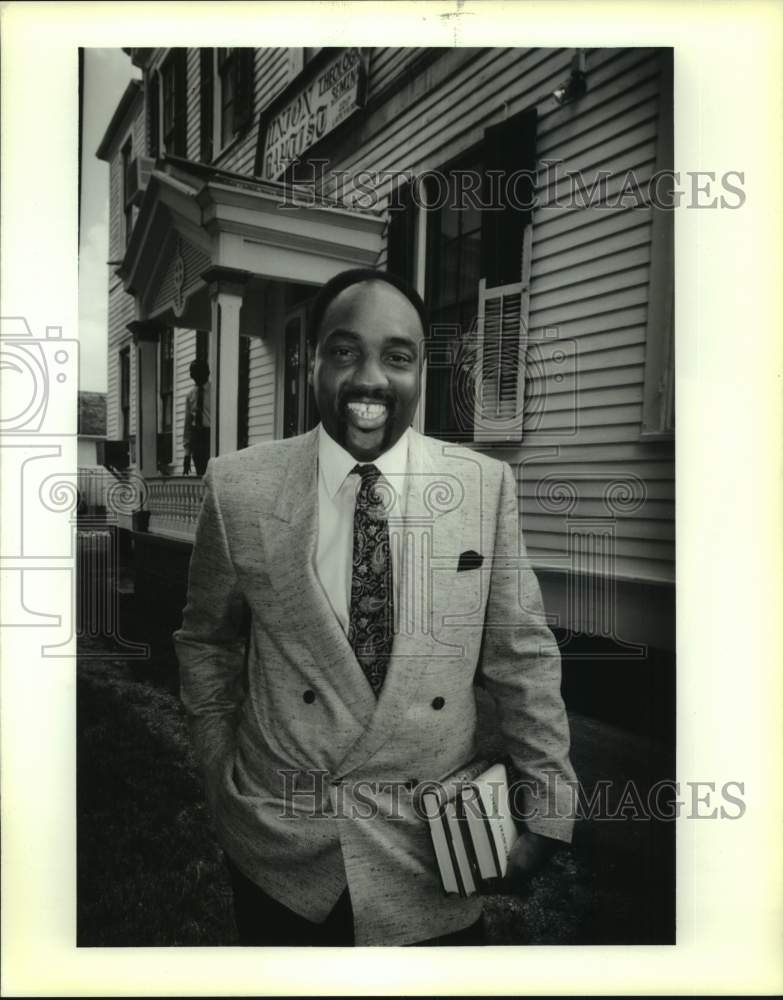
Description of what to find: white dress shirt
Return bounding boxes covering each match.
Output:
[315,423,409,634]
[183,381,211,450]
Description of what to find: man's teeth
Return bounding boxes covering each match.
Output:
[347,402,386,419]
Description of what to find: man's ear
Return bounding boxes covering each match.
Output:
[419,335,428,371]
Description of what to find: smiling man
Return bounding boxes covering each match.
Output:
[174,268,576,947]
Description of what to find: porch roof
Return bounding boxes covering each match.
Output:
[119,155,386,319]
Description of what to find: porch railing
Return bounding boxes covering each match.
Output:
[146,476,206,540]
[77,466,110,514]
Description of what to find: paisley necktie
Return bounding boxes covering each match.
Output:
[348,464,393,696]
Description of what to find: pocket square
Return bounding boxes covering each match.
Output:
[457,550,483,572]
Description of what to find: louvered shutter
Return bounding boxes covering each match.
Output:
[199,49,214,163]
[473,276,529,442]
[234,49,255,133]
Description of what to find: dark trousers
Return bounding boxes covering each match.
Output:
[225,854,486,947]
[190,427,210,477]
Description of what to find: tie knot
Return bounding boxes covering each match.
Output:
[352,463,392,514]
[352,463,381,481]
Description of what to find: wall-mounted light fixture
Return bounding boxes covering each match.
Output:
[552,49,587,106]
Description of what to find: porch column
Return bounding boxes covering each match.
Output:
[128,319,165,478]
[202,267,252,457]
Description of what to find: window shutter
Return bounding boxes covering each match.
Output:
[480,108,537,288]
[173,48,188,156]
[199,49,214,163]
[386,180,416,284]
[234,49,255,133]
[473,277,528,443]
[148,71,160,158]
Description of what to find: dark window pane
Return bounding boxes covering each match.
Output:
[438,237,459,307]
[196,330,209,363]
[439,175,459,238]
[460,232,481,302]
[200,49,214,163]
[220,49,236,146]
[238,334,250,450]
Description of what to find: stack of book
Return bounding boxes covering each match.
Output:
[415,758,520,897]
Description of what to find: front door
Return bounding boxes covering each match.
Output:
[282,304,318,438]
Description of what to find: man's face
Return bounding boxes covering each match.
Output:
[310,280,425,462]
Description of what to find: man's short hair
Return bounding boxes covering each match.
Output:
[190,359,210,381]
[306,268,429,349]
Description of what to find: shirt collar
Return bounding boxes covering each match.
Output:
[317,423,410,500]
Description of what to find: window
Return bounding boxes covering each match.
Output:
[287,48,321,79]
[121,137,133,246]
[387,108,537,443]
[147,70,160,158]
[198,49,254,159]
[217,48,255,150]
[161,49,187,156]
[218,49,237,147]
[158,329,174,467]
[423,158,483,440]
[119,347,131,440]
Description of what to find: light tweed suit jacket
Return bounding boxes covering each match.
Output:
[174,426,576,946]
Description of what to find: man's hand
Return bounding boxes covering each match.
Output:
[497,830,559,894]
[183,453,191,475]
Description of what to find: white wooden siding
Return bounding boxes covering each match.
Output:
[186,48,200,161]
[366,48,427,100]
[246,335,276,444]
[106,283,136,441]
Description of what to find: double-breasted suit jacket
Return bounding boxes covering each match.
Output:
[174,426,576,946]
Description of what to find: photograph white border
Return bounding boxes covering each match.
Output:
[2,1,782,995]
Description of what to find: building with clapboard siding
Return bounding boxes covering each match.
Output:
[96,47,674,723]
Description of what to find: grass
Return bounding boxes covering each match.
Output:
[77,659,237,946]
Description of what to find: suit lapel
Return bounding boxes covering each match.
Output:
[262,428,469,776]
[335,431,466,778]
[261,429,377,726]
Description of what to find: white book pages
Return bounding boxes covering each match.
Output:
[421,791,459,895]
[471,763,519,877]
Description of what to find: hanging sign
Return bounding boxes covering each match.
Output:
[257,48,370,181]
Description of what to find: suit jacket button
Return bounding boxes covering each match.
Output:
[431,696,445,710]
[303,689,316,704]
